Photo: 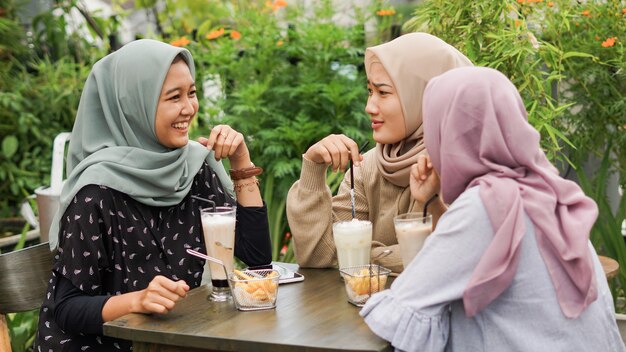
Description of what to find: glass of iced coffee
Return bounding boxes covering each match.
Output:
[394,213,432,269]
[201,206,236,301]
[332,219,373,270]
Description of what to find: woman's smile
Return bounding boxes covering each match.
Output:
[172,120,190,131]
[371,119,384,130]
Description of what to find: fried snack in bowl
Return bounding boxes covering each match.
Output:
[339,264,391,307]
[228,269,280,311]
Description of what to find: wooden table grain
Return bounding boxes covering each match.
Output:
[103,268,392,352]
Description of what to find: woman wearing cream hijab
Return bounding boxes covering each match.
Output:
[286,33,472,272]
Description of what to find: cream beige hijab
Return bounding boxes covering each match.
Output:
[366,33,473,187]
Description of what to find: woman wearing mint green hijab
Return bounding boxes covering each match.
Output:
[35,39,271,352]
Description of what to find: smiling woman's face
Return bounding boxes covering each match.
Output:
[365,60,405,145]
[155,59,198,149]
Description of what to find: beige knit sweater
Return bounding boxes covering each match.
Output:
[286,149,423,273]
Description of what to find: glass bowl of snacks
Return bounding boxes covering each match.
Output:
[228,269,280,311]
[339,264,391,307]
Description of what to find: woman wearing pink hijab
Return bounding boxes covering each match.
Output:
[360,67,625,351]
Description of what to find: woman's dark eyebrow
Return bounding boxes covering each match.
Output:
[367,80,393,88]
[164,87,180,95]
[165,83,195,96]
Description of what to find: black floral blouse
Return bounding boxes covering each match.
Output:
[34,161,271,351]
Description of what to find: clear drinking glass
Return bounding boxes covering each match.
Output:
[332,220,373,270]
[394,213,432,269]
[201,206,236,301]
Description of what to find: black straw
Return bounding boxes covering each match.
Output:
[349,141,370,219]
[423,193,438,222]
[191,195,216,211]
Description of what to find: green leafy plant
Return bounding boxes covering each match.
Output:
[8,310,39,352]
[0,57,91,217]
[574,142,626,309]
[405,0,625,176]
[0,0,114,218]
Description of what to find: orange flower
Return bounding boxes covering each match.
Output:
[517,0,525,3]
[376,9,396,16]
[601,37,617,47]
[266,0,287,11]
[276,40,284,47]
[622,8,626,14]
[581,10,591,18]
[170,36,191,47]
[514,19,523,27]
[230,30,241,40]
[547,1,554,7]
[206,28,225,40]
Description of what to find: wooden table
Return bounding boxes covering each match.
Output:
[104,268,391,352]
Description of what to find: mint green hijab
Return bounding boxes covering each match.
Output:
[48,39,232,249]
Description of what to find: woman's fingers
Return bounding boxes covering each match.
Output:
[214,127,229,160]
[410,163,420,182]
[203,125,248,162]
[143,302,170,314]
[201,127,222,156]
[342,136,362,167]
[140,276,189,314]
[324,139,343,172]
[323,135,357,171]
[417,155,430,180]
[316,144,333,165]
[227,132,244,157]
[197,136,209,146]
[304,134,362,171]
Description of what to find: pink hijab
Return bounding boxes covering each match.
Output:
[423,67,598,318]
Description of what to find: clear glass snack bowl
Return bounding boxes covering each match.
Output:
[228,269,280,311]
[339,264,391,307]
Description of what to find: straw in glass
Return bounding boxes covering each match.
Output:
[191,195,216,212]
[349,141,370,219]
[186,248,229,279]
[422,193,439,223]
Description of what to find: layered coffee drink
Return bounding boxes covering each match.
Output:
[201,206,236,300]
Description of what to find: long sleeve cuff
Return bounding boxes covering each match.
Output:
[53,274,111,335]
[234,202,272,266]
[360,290,450,352]
[298,156,330,191]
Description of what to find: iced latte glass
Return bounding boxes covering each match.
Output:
[332,220,372,270]
[394,213,432,269]
[201,206,236,301]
